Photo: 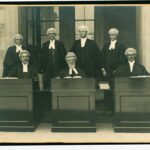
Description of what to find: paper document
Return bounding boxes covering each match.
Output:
[0,77,18,79]
[99,82,110,90]
[129,75,150,79]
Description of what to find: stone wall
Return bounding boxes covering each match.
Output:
[138,6,150,72]
[0,6,18,77]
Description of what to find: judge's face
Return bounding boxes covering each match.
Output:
[14,37,23,46]
[109,34,118,41]
[79,29,87,38]
[66,56,76,68]
[48,32,56,40]
[126,51,136,62]
[20,53,29,64]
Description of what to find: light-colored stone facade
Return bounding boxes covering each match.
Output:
[138,6,150,72]
[0,6,18,77]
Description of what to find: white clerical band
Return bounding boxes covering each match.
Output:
[49,40,55,49]
[80,38,87,48]
[22,63,28,72]
[109,40,117,50]
[16,45,22,53]
[128,61,135,72]
[69,68,78,75]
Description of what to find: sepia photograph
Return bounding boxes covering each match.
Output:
[0,2,150,143]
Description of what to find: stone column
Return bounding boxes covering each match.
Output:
[0,6,18,77]
[138,6,150,72]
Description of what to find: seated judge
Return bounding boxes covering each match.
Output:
[8,50,38,79]
[114,48,149,77]
[57,52,86,78]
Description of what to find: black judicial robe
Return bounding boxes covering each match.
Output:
[114,62,150,77]
[70,38,101,78]
[8,63,38,79]
[57,66,86,78]
[3,45,27,77]
[41,40,66,85]
[101,41,127,80]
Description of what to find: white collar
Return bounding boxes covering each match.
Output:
[50,39,55,43]
[81,37,87,40]
[22,63,28,65]
[15,45,22,47]
[110,40,117,43]
[128,60,135,64]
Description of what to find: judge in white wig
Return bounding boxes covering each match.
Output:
[101,27,127,111]
[2,33,27,77]
[57,52,86,78]
[8,50,38,79]
[101,27,126,81]
[114,47,149,77]
[41,27,66,87]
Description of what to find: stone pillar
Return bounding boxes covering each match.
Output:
[0,6,18,77]
[138,6,150,72]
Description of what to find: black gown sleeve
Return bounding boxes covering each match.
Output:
[8,66,17,77]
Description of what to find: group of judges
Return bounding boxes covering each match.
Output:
[3,25,150,111]
[2,25,150,89]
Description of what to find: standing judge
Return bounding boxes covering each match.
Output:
[57,52,86,78]
[101,28,127,86]
[70,25,101,78]
[41,28,66,87]
[101,28,126,112]
[114,48,149,77]
[9,50,38,79]
[3,34,27,77]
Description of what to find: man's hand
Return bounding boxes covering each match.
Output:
[101,68,107,76]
